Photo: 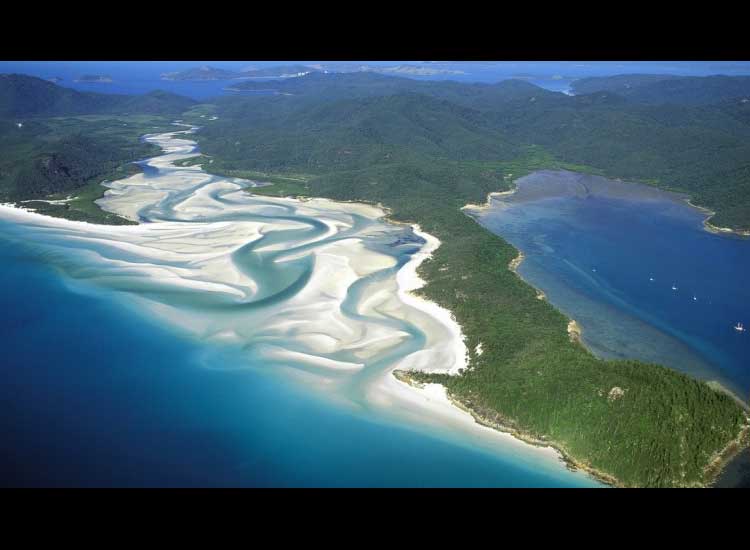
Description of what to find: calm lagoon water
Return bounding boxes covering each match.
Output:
[472,170,750,399]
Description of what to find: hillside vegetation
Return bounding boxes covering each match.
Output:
[189,72,750,486]
[571,74,750,106]
[0,75,196,223]
[221,72,750,230]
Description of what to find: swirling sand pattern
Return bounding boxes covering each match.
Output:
[0,126,600,481]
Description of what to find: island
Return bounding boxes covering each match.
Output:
[74,74,113,83]
[377,64,466,76]
[161,64,320,81]
[160,65,242,81]
[240,64,319,78]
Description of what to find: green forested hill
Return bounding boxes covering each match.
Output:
[228,71,559,108]
[570,74,680,95]
[0,75,197,222]
[189,74,750,486]
[0,74,115,117]
[487,95,750,227]
[0,114,183,223]
[571,74,750,106]
[0,73,196,222]
[8,133,144,198]
[202,74,750,229]
[0,74,196,117]
[10,71,750,229]
[198,93,520,172]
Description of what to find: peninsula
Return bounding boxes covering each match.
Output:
[182,71,750,487]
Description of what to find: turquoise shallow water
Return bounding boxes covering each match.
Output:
[0,130,600,487]
[0,232,598,487]
[472,170,750,400]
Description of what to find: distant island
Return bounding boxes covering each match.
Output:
[309,63,465,76]
[161,65,242,81]
[74,74,113,83]
[160,64,460,82]
[240,65,319,78]
[162,65,319,81]
[377,64,465,76]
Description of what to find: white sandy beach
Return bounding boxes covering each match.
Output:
[0,127,584,478]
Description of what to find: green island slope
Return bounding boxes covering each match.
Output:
[223,72,750,231]
[0,114,182,224]
[184,80,750,487]
[200,152,750,488]
[0,75,196,224]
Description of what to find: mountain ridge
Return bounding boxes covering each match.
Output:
[0,74,196,117]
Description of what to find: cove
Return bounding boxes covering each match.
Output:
[468,169,750,401]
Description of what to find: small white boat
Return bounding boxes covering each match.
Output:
[649,277,654,282]
[735,322,745,332]
[672,284,678,291]
[693,296,697,301]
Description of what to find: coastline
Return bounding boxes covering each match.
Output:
[706,423,750,486]
[13,121,744,488]
[686,199,750,238]
[1,128,590,482]
[427,174,750,487]
[392,370,622,487]
[395,367,750,488]
[135,130,611,478]
[243,166,750,486]
[237,175,603,476]
[508,250,524,273]
[461,187,516,213]
[394,223,468,375]
[706,381,750,412]
[464,167,750,239]
[466,172,750,367]
[567,320,583,343]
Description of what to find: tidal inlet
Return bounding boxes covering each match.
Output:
[0,126,600,487]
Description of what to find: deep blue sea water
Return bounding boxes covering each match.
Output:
[473,171,750,400]
[0,227,598,487]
